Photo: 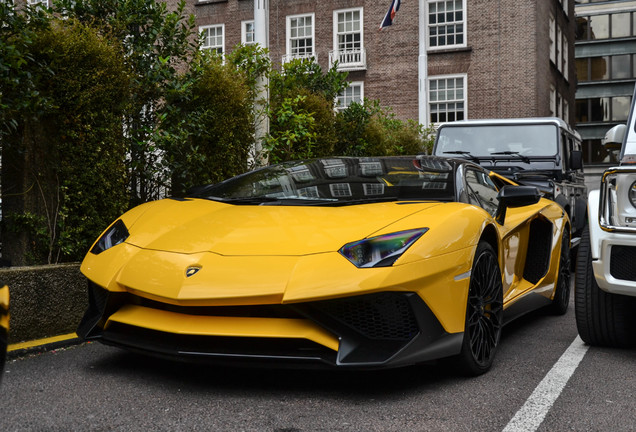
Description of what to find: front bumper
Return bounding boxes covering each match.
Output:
[588,187,636,297]
[78,282,462,369]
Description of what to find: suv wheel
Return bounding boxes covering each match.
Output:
[575,226,636,347]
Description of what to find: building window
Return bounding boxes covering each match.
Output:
[27,0,48,7]
[549,17,556,63]
[331,8,366,70]
[550,87,556,116]
[200,25,224,54]
[336,82,363,111]
[427,0,465,49]
[242,20,255,46]
[429,75,466,123]
[577,55,636,82]
[286,14,315,62]
[330,183,352,197]
[562,33,569,81]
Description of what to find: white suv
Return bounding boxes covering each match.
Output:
[576,90,636,347]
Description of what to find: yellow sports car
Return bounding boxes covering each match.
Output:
[78,156,571,376]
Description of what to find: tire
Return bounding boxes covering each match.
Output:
[548,226,571,315]
[454,242,504,376]
[574,225,636,348]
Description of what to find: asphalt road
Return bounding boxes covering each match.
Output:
[2,295,635,431]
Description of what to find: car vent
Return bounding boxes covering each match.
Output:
[312,293,419,341]
[610,246,636,282]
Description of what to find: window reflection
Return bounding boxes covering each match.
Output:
[611,13,631,38]
[611,97,630,121]
[589,14,609,40]
[611,55,631,79]
[590,56,609,80]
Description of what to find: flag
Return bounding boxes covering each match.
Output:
[379,0,401,30]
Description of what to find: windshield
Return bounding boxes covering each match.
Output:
[189,157,458,205]
[436,124,559,158]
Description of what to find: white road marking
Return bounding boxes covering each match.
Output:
[502,336,590,432]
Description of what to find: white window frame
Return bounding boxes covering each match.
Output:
[550,86,557,117]
[428,74,467,124]
[28,0,49,7]
[200,24,225,55]
[549,16,556,64]
[336,81,364,111]
[426,0,467,51]
[331,8,366,70]
[285,13,316,62]
[242,20,255,46]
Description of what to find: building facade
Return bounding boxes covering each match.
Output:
[575,0,636,167]
[186,0,575,127]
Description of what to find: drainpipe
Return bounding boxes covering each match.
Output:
[253,0,270,167]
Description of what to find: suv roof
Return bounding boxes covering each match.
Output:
[437,117,581,140]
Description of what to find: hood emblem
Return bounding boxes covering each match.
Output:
[186,266,201,277]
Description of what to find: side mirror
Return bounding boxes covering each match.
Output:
[495,185,541,225]
[602,124,626,150]
[570,150,583,170]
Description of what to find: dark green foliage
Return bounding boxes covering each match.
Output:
[266,58,347,163]
[3,19,130,263]
[335,100,434,157]
[54,0,198,205]
[160,53,254,196]
[0,1,52,135]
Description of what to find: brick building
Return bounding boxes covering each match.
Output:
[182,0,575,128]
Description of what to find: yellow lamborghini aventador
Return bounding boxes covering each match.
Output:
[78,156,571,376]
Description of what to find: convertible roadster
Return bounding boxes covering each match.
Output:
[78,156,571,375]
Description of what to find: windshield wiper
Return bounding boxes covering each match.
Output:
[443,151,481,163]
[490,151,531,163]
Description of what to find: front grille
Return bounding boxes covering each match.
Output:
[311,293,419,341]
[610,245,636,281]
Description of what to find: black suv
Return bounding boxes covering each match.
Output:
[432,118,587,245]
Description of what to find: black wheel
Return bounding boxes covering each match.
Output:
[548,226,571,315]
[454,242,504,376]
[575,225,636,347]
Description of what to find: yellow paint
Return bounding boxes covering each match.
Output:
[8,332,77,352]
[0,284,8,335]
[107,305,340,351]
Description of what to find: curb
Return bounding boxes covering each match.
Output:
[7,333,83,359]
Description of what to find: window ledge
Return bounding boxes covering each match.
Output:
[195,0,228,6]
[428,46,472,55]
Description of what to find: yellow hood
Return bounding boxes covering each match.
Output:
[124,198,442,256]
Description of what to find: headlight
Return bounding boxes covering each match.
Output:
[599,168,636,231]
[630,180,636,208]
[339,228,428,268]
[90,219,129,254]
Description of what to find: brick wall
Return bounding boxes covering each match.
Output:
[182,0,575,124]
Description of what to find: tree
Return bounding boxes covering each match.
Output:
[159,52,255,195]
[54,0,198,205]
[2,18,130,264]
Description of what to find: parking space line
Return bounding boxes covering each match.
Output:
[502,336,589,432]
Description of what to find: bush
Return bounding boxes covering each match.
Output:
[160,52,254,195]
[335,100,434,157]
[3,19,130,264]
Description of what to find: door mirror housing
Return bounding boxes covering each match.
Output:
[495,185,541,225]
